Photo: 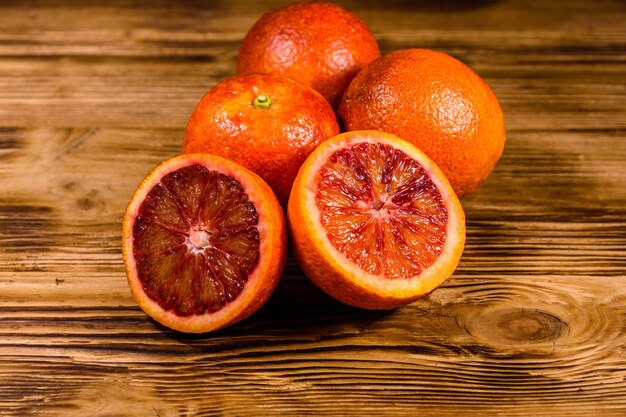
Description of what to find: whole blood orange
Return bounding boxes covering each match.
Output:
[237,1,380,108]
[183,74,340,206]
[288,131,465,310]
[122,154,286,333]
[339,49,506,197]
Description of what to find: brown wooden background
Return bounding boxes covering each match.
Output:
[1,0,625,415]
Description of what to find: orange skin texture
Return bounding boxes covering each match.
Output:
[288,131,466,310]
[183,74,340,207]
[122,154,287,333]
[339,49,506,197]
[237,1,380,109]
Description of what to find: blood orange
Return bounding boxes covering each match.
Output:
[339,49,505,197]
[288,131,465,310]
[183,74,340,207]
[122,154,286,333]
[237,1,380,108]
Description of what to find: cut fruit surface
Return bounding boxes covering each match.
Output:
[317,142,448,279]
[288,131,465,310]
[123,154,286,333]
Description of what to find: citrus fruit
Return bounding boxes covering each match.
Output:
[122,154,286,333]
[236,1,380,109]
[339,48,506,197]
[288,130,465,310]
[182,74,340,207]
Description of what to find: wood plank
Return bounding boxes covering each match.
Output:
[0,57,623,129]
[0,1,622,129]
[1,128,624,275]
[0,273,624,416]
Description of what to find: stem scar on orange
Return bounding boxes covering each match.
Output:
[122,154,286,333]
[288,131,466,310]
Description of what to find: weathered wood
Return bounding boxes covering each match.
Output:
[0,0,625,415]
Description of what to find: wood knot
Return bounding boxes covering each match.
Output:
[463,307,567,354]
[493,310,565,343]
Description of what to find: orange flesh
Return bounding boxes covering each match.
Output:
[316,142,448,279]
[132,165,260,316]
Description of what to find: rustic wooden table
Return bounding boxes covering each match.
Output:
[1,0,625,415]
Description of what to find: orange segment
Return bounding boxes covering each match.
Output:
[122,154,286,333]
[288,130,465,310]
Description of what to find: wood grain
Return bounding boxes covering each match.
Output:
[0,0,625,415]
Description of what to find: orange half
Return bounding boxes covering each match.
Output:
[122,154,286,333]
[288,131,465,309]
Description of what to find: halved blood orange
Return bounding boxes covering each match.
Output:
[288,131,465,310]
[122,154,286,333]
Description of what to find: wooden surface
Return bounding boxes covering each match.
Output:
[1,0,625,415]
